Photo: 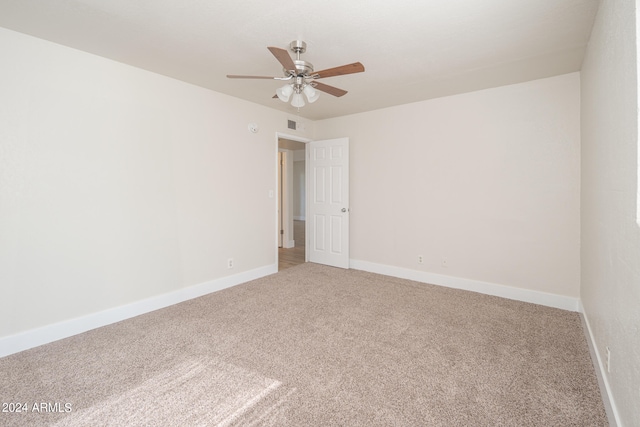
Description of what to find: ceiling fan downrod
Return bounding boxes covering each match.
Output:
[290,40,306,58]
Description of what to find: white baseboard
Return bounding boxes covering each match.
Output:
[0,264,277,358]
[350,259,580,312]
[578,301,621,427]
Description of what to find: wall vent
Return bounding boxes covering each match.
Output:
[287,120,297,130]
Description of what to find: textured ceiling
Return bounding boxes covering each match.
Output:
[0,0,599,120]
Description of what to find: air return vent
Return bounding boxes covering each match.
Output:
[287,120,297,130]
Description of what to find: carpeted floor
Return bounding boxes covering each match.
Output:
[0,263,607,426]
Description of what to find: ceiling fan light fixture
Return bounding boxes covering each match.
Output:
[303,85,320,103]
[227,40,365,110]
[276,84,293,102]
[291,92,305,108]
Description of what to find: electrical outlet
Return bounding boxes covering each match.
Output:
[606,346,611,373]
[227,258,234,269]
[418,255,424,264]
[442,258,448,267]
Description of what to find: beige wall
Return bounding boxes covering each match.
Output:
[0,27,312,340]
[0,25,584,354]
[316,73,581,299]
[581,0,639,424]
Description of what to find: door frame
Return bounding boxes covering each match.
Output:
[275,132,311,269]
[278,149,293,248]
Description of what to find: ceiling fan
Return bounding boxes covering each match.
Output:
[227,40,365,108]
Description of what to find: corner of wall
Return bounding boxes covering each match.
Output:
[579,301,622,427]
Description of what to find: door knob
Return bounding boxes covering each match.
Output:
[341,208,347,212]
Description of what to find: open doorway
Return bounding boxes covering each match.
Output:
[278,137,307,270]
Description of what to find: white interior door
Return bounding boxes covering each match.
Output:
[307,137,349,269]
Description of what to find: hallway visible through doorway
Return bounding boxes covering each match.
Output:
[278,220,305,270]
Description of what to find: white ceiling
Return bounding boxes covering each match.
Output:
[0,0,599,120]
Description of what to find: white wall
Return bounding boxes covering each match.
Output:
[316,73,581,300]
[0,27,312,343]
[580,0,640,424]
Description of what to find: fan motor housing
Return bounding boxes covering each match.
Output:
[285,60,314,77]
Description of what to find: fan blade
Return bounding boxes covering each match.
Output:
[312,81,348,97]
[267,46,296,71]
[227,75,279,79]
[314,62,365,79]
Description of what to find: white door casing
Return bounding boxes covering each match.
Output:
[278,149,295,249]
[277,151,283,248]
[307,138,349,269]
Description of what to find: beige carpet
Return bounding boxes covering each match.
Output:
[0,263,607,426]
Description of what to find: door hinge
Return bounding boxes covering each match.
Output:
[280,229,284,235]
